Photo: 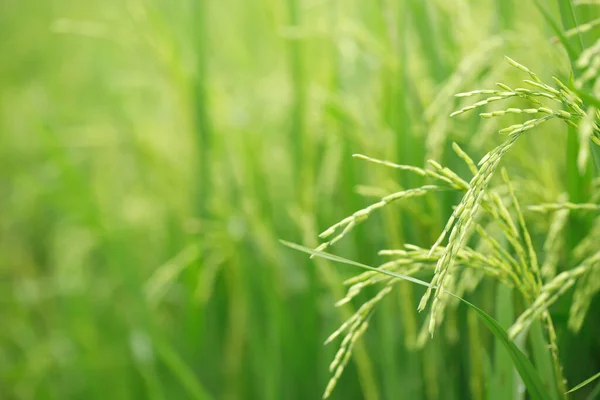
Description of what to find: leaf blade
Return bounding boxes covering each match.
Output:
[566,371,600,394]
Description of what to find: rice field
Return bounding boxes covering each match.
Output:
[1,0,600,399]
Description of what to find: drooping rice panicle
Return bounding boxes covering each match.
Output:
[522,79,561,97]
[324,320,370,399]
[501,168,542,290]
[427,136,519,258]
[323,285,392,345]
[527,202,600,213]
[426,160,470,191]
[507,265,587,338]
[505,56,543,83]
[454,89,511,98]
[353,153,465,190]
[499,115,561,135]
[451,92,518,117]
[309,46,600,398]
[315,185,442,254]
[421,134,523,335]
[479,107,554,119]
[329,317,365,372]
[352,154,445,180]
[417,58,581,335]
[315,151,495,255]
[562,17,600,39]
[323,285,393,398]
[344,243,511,299]
[577,39,600,68]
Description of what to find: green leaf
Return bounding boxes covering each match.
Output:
[534,0,579,64]
[566,371,600,394]
[555,0,585,58]
[574,87,600,109]
[489,284,516,400]
[530,320,561,399]
[459,300,553,400]
[281,241,553,400]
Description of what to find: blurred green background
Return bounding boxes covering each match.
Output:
[2,0,599,399]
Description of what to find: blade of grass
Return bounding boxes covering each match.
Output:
[281,241,553,400]
[467,309,484,400]
[566,371,600,394]
[534,0,579,63]
[557,0,585,58]
[530,320,561,399]
[488,284,516,400]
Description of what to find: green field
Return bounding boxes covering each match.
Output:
[2,0,600,399]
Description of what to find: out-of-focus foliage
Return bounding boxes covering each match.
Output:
[1,0,599,399]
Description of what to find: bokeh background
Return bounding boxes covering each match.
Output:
[2,0,599,399]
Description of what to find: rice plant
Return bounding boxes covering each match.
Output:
[3,0,600,399]
[300,12,600,400]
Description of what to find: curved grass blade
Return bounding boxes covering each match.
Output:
[280,240,436,288]
[280,240,553,400]
[534,0,579,63]
[556,0,585,58]
[566,371,600,394]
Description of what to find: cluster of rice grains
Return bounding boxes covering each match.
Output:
[314,57,600,398]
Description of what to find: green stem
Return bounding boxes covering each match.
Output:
[496,0,513,30]
[556,0,584,59]
[191,0,213,218]
[593,143,600,175]
[556,1,594,246]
